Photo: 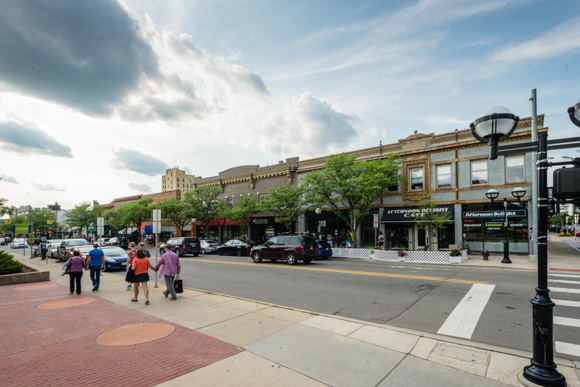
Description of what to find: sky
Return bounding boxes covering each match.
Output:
[1,0,579,211]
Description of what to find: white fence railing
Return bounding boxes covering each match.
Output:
[332,248,469,264]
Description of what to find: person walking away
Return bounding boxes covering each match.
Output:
[66,249,86,295]
[131,249,156,305]
[155,244,181,300]
[345,231,353,248]
[138,241,151,258]
[125,242,137,290]
[40,240,48,260]
[86,242,105,291]
[377,231,384,250]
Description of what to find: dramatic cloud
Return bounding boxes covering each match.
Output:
[0,0,159,116]
[32,183,66,192]
[0,175,18,184]
[128,182,152,193]
[258,93,358,157]
[111,148,169,176]
[0,120,73,158]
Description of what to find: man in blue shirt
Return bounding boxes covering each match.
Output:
[86,242,105,291]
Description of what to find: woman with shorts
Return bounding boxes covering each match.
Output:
[131,249,156,305]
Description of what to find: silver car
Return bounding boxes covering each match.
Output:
[47,240,63,258]
[200,239,218,254]
[10,238,28,249]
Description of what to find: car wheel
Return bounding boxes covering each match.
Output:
[252,251,262,263]
[159,249,164,256]
[237,249,242,257]
[285,252,297,265]
[175,249,181,257]
[218,249,223,256]
[303,258,312,264]
[193,253,199,257]
[201,248,205,255]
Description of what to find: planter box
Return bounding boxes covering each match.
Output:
[0,264,50,286]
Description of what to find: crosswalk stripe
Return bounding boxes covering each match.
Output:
[555,341,580,357]
[437,284,495,339]
[554,316,580,328]
[553,299,580,308]
[549,279,580,285]
[550,274,580,279]
[550,287,580,294]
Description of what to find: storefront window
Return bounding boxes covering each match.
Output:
[360,209,379,247]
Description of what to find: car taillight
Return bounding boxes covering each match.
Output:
[301,245,304,251]
[183,244,186,248]
[317,244,322,249]
[244,244,250,248]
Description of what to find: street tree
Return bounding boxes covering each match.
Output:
[227,193,262,238]
[0,198,9,216]
[156,199,192,237]
[260,183,304,233]
[412,196,451,251]
[66,202,102,237]
[115,198,153,242]
[182,186,225,230]
[27,208,57,233]
[303,153,402,247]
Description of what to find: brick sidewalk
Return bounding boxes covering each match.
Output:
[0,282,242,387]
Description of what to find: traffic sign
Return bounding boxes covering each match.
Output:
[13,223,31,234]
[373,214,379,228]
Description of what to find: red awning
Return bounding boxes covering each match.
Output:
[219,219,226,226]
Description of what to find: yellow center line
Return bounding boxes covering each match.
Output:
[182,258,488,285]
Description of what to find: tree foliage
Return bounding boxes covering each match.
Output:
[115,198,153,241]
[0,198,9,216]
[260,183,304,232]
[182,186,224,227]
[227,194,262,236]
[303,153,402,247]
[27,208,57,230]
[66,203,101,236]
[156,199,192,236]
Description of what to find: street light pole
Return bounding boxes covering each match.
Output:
[502,199,511,264]
[522,133,566,386]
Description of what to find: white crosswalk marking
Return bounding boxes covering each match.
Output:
[437,283,495,339]
[554,316,580,328]
[552,299,580,308]
[550,274,580,279]
[549,279,580,285]
[555,341,580,357]
[550,287,580,294]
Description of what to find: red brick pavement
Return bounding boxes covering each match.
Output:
[0,282,243,386]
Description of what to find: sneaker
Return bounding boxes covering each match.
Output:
[126,285,132,290]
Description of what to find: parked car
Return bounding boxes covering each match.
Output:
[97,237,111,247]
[316,240,333,259]
[10,238,28,249]
[161,237,201,257]
[57,239,89,261]
[101,246,128,271]
[64,245,93,260]
[250,235,318,265]
[0,237,6,245]
[217,239,257,257]
[200,239,219,254]
[47,240,63,258]
[106,237,128,250]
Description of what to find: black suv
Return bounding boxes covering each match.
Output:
[250,235,318,265]
[162,237,201,257]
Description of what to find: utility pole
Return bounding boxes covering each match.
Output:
[529,89,538,261]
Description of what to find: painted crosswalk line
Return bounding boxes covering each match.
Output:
[554,316,580,328]
[553,299,580,308]
[437,283,495,339]
[549,279,580,285]
[550,287,580,294]
[550,274,580,279]
[555,341,580,357]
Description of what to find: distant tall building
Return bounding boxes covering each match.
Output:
[162,168,195,193]
[47,202,61,211]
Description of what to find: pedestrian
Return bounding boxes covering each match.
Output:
[125,242,137,290]
[345,231,353,248]
[138,241,151,258]
[65,249,86,295]
[377,231,384,250]
[40,240,48,260]
[131,249,156,305]
[155,244,181,300]
[86,242,105,291]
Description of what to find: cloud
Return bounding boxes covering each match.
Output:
[0,120,73,157]
[257,93,358,158]
[0,0,159,116]
[111,148,169,176]
[32,183,66,192]
[0,175,18,184]
[128,182,152,193]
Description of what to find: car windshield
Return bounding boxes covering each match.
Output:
[69,240,89,246]
[102,247,126,255]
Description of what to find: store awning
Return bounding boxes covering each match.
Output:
[381,205,454,223]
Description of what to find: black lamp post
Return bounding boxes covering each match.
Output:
[470,106,519,160]
[315,208,322,235]
[485,187,526,264]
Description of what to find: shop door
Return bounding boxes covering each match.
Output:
[385,225,409,249]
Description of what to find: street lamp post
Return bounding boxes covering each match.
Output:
[470,106,519,160]
[315,208,322,235]
[191,218,196,237]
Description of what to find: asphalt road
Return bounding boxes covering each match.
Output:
[5,244,578,361]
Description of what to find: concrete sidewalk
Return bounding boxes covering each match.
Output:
[3,244,580,386]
